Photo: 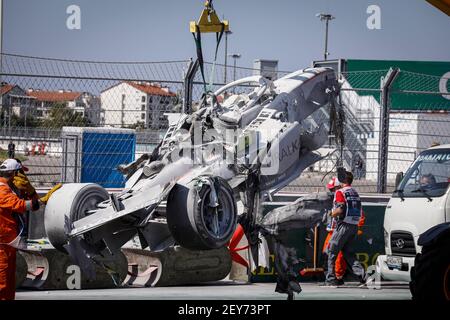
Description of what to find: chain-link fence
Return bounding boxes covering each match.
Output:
[286,68,450,194]
[1,53,449,192]
[375,70,450,192]
[0,54,190,186]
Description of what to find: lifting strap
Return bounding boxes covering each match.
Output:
[192,23,225,95]
[191,0,227,96]
[192,30,207,93]
[208,23,225,90]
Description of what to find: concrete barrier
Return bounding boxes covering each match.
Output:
[17,248,128,290]
[123,246,232,287]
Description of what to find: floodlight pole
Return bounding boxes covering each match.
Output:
[317,13,335,61]
[224,30,232,84]
[229,53,241,82]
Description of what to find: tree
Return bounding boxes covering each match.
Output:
[43,102,91,129]
[0,106,41,129]
[10,114,42,128]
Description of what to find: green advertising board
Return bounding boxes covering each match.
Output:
[345,59,450,111]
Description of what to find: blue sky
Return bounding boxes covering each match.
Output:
[3,0,450,71]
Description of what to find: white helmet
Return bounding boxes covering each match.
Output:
[0,158,22,172]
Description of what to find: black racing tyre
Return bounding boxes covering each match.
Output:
[166,176,237,250]
[410,239,450,301]
[45,183,109,252]
[15,252,28,288]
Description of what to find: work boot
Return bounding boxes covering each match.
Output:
[288,280,302,294]
[275,286,287,294]
[287,291,294,301]
[275,275,292,295]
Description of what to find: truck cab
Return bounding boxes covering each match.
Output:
[377,144,450,281]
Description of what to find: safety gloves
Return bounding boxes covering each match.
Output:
[13,172,37,198]
[40,183,62,204]
[12,170,62,207]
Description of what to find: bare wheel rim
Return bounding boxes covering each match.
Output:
[200,187,234,239]
[72,190,108,220]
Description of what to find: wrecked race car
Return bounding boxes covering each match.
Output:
[44,67,344,282]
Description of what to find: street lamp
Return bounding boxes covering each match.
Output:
[224,30,232,84]
[228,53,241,82]
[316,13,335,61]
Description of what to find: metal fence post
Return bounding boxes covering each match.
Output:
[183,59,199,114]
[377,67,400,193]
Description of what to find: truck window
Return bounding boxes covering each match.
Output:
[396,149,450,198]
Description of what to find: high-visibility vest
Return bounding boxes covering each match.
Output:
[326,217,337,232]
[336,186,362,225]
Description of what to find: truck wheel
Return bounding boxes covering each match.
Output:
[410,240,450,301]
[45,183,109,252]
[166,176,237,250]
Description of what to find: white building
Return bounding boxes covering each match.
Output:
[26,89,101,125]
[1,83,36,119]
[100,81,177,129]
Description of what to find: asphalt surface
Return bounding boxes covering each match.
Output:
[16,281,411,300]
